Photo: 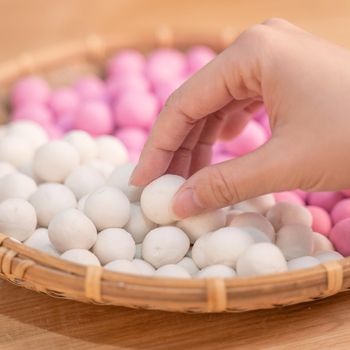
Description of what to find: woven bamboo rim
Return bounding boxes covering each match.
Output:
[0,28,348,313]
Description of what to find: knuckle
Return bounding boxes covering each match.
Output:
[240,24,271,43]
[195,166,238,207]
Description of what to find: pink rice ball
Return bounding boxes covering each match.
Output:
[44,124,64,139]
[307,205,332,236]
[49,88,80,117]
[145,48,187,85]
[293,189,308,201]
[274,191,304,205]
[331,199,350,224]
[113,91,158,129]
[114,127,148,152]
[74,76,106,101]
[252,107,267,121]
[186,45,216,74]
[75,101,114,136]
[55,113,76,132]
[106,49,146,77]
[341,189,350,197]
[223,120,267,156]
[259,115,272,138]
[153,76,185,105]
[106,75,149,102]
[307,191,344,213]
[11,76,50,107]
[329,218,350,256]
[12,104,53,126]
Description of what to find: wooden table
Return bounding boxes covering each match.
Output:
[1,279,350,350]
[1,1,350,349]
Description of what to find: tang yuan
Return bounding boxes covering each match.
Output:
[0,173,37,202]
[154,264,190,279]
[140,174,185,225]
[61,249,100,266]
[233,194,275,215]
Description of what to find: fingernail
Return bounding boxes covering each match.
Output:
[172,188,203,218]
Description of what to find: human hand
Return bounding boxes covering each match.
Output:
[131,18,350,218]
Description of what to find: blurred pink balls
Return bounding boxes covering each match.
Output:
[223,120,267,156]
[153,76,185,105]
[12,104,53,126]
[274,191,304,205]
[55,113,76,132]
[128,150,140,163]
[106,75,149,102]
[146,48,186,85]
[115,127,147,152]
[307,205,332,236]
[329,218,350,256]
[74,76,106,101]
[307,191,343,212]
[11,76,50,107]
[45,124,64,139]
[186,45,216,73]
[106,50,146,77]
[75,101,113,136]
[113,91,158,129]
[341,189,350,197]
[293,189,308,201]
[331,199,350,224]
[49,88,80,117]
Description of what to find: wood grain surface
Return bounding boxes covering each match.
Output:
[1,1,350,349]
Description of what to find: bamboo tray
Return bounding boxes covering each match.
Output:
[0,29,348,313]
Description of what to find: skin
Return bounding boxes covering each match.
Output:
[131,18,350,218]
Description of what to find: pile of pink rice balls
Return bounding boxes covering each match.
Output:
[0,46,349,278]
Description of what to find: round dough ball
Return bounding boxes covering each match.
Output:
[140,174,186,225]
[24,228,59,256]
[64,130,98,163]
[48,208,97,252]
[106,163,143,201]
[233,194,275,215]
[0,135,34,168]
[176,209,226,243]
[92,228,135,264]
[104,259,139,274]
[132,259,155,276]
[33,141,80,182]
[0,161,16,178]
[229,212,275,241]
[225,209,244,224]
[7,120,48,150]
[276,224,314,260]
[96,136,128,165]
[240,227,272,243]
[142,226,190,268]
[29,183,77,227]
[124,202,157,243]
[0,172,37,201]
[77,194,88,211]
[177,257,199,275]
[197,265,236,278]
[314,251,344,263]
[61,249,100,266]
[0,198,37,241]
[191,233,211,268]
[312,232,334,255]
[154,264,191,278]
[236,242,288,277]
[84,186,130,230]
[267,202,312,232]
[199,227,254,268]
[287,256,320,271]
[64,165,105,199]
[87,159,115,179]
[134,243,142,259]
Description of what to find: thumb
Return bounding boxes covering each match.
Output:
[172,138,297,218]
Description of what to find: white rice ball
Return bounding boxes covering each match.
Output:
[0,198,37,241]
[0,135,34,168]
[197,265,236,278]
[314,251,344,263]
[77,194,88,211]
[154,264,191,278]
[312,232,334,254]
[87,159,115,178]
[84,186,130,231]
[140,174,185,225]
[24,228,59,256]
[176,209,226,243]
[104,259,139,274]
[0,172,37,201]
[132,259,155,276]
[124,202,157,243]
[236,243,288,277]
[33,140,80,182]
[64,165,105,199]
[48,208,97,252]
[96,136,128,165]
[287,256,320,271]
[142,226,190,268]
[61,249,100,266]
[0,161,16,178]
[92,228,135,264]
[177,257,199,275]
[107,163,143,202]
[64,130,98,163]
[29,183,77,227]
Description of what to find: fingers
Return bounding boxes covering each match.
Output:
[172,138,297,218]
